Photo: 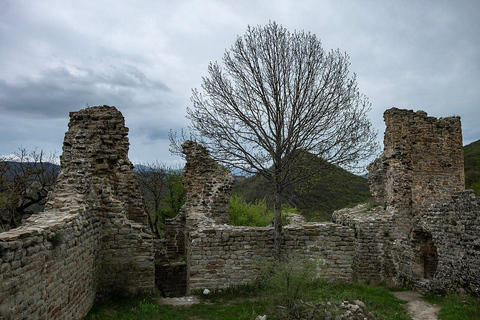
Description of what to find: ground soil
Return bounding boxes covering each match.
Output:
[159,296,200,306]
[393,291,441,320]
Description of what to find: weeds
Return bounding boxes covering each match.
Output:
[424,294,480,320]
[228,194,291,227]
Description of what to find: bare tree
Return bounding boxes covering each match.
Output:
[0,148,59,231]
[186,22,378,259]
[135,162,168,238]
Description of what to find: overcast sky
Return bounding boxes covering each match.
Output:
[0,0,479,166]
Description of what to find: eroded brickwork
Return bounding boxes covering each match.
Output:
[0,106,154,319]
[369,108,465,232]
[2,105,477,319]
[338,108,478,294]
[0,205,99,319]
[333,204,396,284]
[181,141,235,227]
[420,190,480,294]
[188,223,354,291]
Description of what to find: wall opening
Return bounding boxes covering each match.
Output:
[412,230,438,280]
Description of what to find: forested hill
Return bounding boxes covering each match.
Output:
[233,156,371,222]
[464,139,480,195]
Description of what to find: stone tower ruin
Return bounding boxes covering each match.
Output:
[334,108,479,294]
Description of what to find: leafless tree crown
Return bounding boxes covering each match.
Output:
[188,21,378,187]
[187,22,378,258]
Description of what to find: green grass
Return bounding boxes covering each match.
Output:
[84,295,267,320]
[424,294,480,320]
[84,281,411,320]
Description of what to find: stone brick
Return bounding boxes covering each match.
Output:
[0,106,154,320]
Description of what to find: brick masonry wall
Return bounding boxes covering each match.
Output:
[0,106,154,319]
[181,141,235,227]
[419,190,480,294]
[188,223,354,291]
[365,108,476,291]
[0,203,100,320]
[163,214,186,261]
[333,204,397,284]
[369,108,465,233]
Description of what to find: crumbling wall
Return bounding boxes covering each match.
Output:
[369,108,465,232]
[360,108,476,292]
[0,106,154,319]
[180,141,355,292]
[333,204,396,284]
[181,141,235,227]
[188,223,354,291]
[155,215,187,297]
[419,190,480,295]
[58,106,154,298]
[0,201,99,319]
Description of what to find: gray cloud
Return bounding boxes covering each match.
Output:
[0,65,169,119]
[0,0,478,165]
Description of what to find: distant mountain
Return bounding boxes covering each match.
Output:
[233,155,371,222]
[464,139,480,195]
[1,161,59,179]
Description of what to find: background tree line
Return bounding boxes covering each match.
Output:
[0,148,59,232]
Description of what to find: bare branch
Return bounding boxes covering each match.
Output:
[187,22,379,258]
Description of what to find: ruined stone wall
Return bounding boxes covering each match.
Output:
[181,141,235,227]
[155,215,187,297]
[0,202,99,319]
[0,106,154,319]
[163,214,186,261]
[180,141,355,292]
[188,223,354,291]
[364,108,476,292]
[370,108,464,232]
[333,205,396,284]
[419,190,480,295]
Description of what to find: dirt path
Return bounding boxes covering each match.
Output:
[159,296,200,306]
[393,291,441,320]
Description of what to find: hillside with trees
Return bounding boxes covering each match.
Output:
[464,139,480,195]
[234,153,371,222]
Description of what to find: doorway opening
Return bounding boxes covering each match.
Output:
[412,230,438,280]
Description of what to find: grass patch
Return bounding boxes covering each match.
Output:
[424,294,480,320]
[84,295,267,320]
[85,281,411,319]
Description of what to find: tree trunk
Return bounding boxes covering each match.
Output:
[273,188,282,261]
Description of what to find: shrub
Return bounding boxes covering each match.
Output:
[257,259,326,319]
[229,194,273,227]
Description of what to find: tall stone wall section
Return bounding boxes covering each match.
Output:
[419,190,480,295]
[369,108,464,234]
[338,107,478,293]
[181,141,235,227]
[0,106,154,319]
[59,106,154,297]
